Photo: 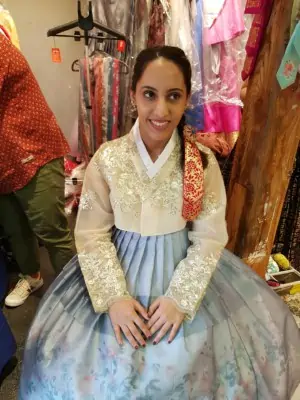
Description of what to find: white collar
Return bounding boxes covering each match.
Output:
[133,118,177,179]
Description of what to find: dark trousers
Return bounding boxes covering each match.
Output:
[0,158,75,275]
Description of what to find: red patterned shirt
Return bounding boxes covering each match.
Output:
[0,35,69,194]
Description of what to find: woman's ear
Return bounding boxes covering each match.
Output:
[130,90,136,107]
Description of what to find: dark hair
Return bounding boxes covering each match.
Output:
[132,46,207,168]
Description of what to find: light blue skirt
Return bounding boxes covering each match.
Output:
[19,229,300,400]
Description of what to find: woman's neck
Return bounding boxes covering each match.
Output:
[142,136,170,162]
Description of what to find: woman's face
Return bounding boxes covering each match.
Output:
[131,58,189,146]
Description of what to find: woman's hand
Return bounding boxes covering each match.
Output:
[148,297,185,345]
[109,298,151,349]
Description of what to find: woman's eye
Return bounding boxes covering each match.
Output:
[169,92,182,101]
[144,90,156,100]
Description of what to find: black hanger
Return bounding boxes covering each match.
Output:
[71,59,80,72]
[47,1,128,50]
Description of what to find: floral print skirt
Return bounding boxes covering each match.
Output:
[19,228,300,399]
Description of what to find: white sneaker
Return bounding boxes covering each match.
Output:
[5,275,44,308]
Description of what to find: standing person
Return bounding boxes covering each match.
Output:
[0,34,74,308]
[19,46,300,399]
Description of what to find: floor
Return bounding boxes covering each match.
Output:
[1,249,300,399]
[0,248,55,400]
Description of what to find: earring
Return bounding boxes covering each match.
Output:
[131,101,137,112]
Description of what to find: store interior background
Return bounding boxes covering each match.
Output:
[0,1,299,398]
[4,0,82,142]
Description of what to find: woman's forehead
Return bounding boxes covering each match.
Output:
[137,58,186,90]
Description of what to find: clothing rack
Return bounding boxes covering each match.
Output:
[47,0,129,153]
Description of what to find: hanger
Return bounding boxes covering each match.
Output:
[71,59,80,72]
[47,1,129,52]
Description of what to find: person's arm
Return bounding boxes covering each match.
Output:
[75,148,131,313]
[165,147,228,321]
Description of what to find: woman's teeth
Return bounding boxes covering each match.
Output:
[150,120,169,128]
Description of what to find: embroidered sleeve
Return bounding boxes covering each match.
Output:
[165,149,228,321]
[74,149,130,314]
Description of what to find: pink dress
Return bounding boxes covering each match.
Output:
[201,0,247,136]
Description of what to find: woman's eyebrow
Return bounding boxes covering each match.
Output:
[141,86,184,92]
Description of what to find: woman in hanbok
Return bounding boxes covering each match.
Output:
[19,46,300,400]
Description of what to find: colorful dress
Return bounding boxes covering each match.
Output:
[19,121,300,399]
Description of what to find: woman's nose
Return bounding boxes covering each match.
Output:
[154,98,169,117]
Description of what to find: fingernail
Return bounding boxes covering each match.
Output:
[147,336,151,340]
[168,340,171,344]
[153,341,157,346]
[135,345,139,350]
[142,344,146,348]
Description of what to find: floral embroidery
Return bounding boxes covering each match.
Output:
[77,237,130,313]
[182,126,204,222]
[202,192,220,217]
[165,250,222,320]
[283,60,295,79]
[95,134,183,216]
[79,189,97,211]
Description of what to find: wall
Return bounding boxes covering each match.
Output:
[5,0,84,141]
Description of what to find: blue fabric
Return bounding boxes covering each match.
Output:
[185,0,204,131]
[0,251,16,375]
[19,229,300,399]
[277,22,300,89]
[0,310,16,374]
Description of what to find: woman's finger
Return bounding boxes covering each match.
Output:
[113,324,123,346]
[147,310,161,330]
[153,322,172,345]
[148,299,160,317]
[168,322,181,344]
[149,317,165,336]
[134,301,149,321]
[134,317,151,339]
[128,323,146,347]
[122,325,138,349]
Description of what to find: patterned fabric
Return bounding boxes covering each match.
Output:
[182,126,204,221]
[196,131,239,157]
[74,128,227,317]
[78,54,121,161]
[0,35,69,194]
[276,21,300,90]
[242,0,274,81]
[245,0,264,13]
[19,232,300,399]
[147,0,165,47]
